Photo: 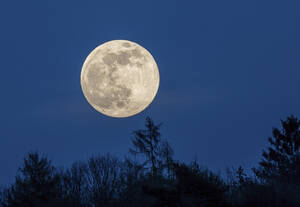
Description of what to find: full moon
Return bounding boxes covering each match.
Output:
[80,40,160,118]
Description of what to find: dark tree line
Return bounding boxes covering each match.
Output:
[1,115,300,207]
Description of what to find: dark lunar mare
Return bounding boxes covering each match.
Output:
[85,51,134,110]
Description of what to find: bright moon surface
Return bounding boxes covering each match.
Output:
[80,40,160,118]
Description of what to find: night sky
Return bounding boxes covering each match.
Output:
[1,1,300,186]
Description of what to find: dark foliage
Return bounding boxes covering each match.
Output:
[0,152,63,207]
[253,115,300,184]
[129,117,163,176]
[227,115,300,207]
[1,116,300,207]
[173,162,228,207]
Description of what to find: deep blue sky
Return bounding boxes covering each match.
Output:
[1,0,300,185]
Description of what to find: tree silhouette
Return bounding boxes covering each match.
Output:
[1,152,61,207]
[61,161,89,206]
[1,116,300,207]
[160,140,174,179]
[171,162,229,207]
[130,117,163,177]
[86,154,123,206]
[253,115,300,184]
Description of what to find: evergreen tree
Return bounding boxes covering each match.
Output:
[1,152,61,207]
[253,115,300,184]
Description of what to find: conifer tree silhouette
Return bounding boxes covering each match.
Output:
[253,115,300,184]
[1,152,61,207]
